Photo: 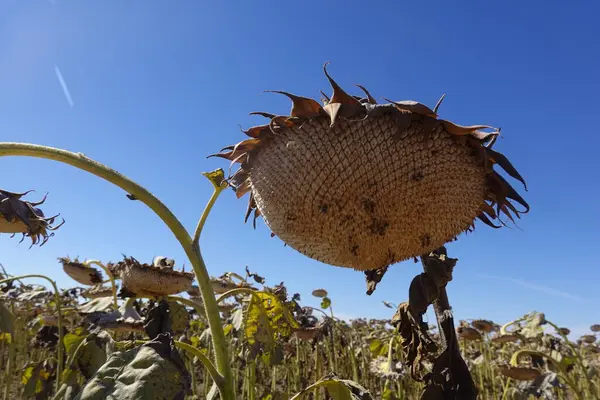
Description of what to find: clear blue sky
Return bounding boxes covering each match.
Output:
[1,1,599,337]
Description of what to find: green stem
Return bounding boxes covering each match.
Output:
[216,287,257,303]
[0,142,234,399]
[84,260,118,308]
[174,341,224,388]
[546,320,592,395]
[0,274,63,393]
[192,181,226,251]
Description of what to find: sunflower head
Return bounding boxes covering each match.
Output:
[212,63,528,272]
[58,257,103,286]
[108,256,194,297]
[0,189,64,246]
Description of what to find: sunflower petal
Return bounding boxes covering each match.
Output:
[487,148,527,190]
[265,91,323,118]
[443,121,494,136]
[385,99,437,118]
[323,62,360,106]
[355,84,377,104]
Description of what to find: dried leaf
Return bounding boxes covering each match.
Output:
[385,99,437,117]
[265,91,323,118]
[290,373,374,400]
[323,62,361,107]
[442,120,493,136]
[355,85,377,104]
[486,148,527,190]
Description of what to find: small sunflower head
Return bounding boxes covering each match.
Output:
[471,319,495,333]
[311,289,328,298]
[457,326,482,341]
[590,324,600,333]
[580,335,597,344]
[0,189,64,246]
[81,285,116,299]
[58,257,103,286]
[491,333,521,344]
[557,327,571,336]
[498,365,541,381]
[109,256,194,297]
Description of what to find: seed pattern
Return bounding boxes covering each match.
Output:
[212,64,528,271]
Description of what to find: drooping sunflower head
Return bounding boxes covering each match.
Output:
[108,256,194,297]
[0,189,64,246]
[59,257,103,286]
[212,63,528,271]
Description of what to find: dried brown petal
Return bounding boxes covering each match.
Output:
[385,99,437,118]
[265,91,323,118]
[442,120,493,136]
[323,62,361,107]
[355,84,377,104]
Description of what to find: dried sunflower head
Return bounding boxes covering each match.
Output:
[0,189,63,246]
[491,333,521,344]
[59,257,103,286]
[457,326,482,341]
[498,365,541,381]
[557,327,571,336]
[311,289,328,298]
[213,63,528,271]
[580,335,597,344]
[591,324,600,333]
[82,285,116,299]
[471,319,495,333]
[108,256,194,297]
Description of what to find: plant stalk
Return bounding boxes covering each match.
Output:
[0,143,234,399]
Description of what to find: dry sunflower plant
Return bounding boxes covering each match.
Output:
[2,63,595,400]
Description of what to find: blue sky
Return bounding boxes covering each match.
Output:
[1,1,599,337]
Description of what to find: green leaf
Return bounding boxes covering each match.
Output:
[22,362,44,396]
[290,374,373,400]
[75,330,116,379]
[0,301,15,335]
[369,339,383,355]
[243,291,299,356]
[64,328,87,358]
[73,334,190,400]
[166,300,190,334]
[223,324,233,336]
[320,297,331,310]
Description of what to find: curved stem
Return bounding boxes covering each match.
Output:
[0,142,234,399]
[500,317,526,335]
[0,274,63,393]
[545,320,592,396]
[174,341,224,388]
[216,287,257,303]
[167,295,206,318]
[84,260,118,308]
[192,182,226,251]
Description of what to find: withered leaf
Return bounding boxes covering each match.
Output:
[265,91,323,118]
[442,120,493,136]
[323,62,361,107]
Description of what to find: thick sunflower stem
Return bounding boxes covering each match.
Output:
[0,143,235,400]
[420,247,477,399]
[0,274,64,393]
